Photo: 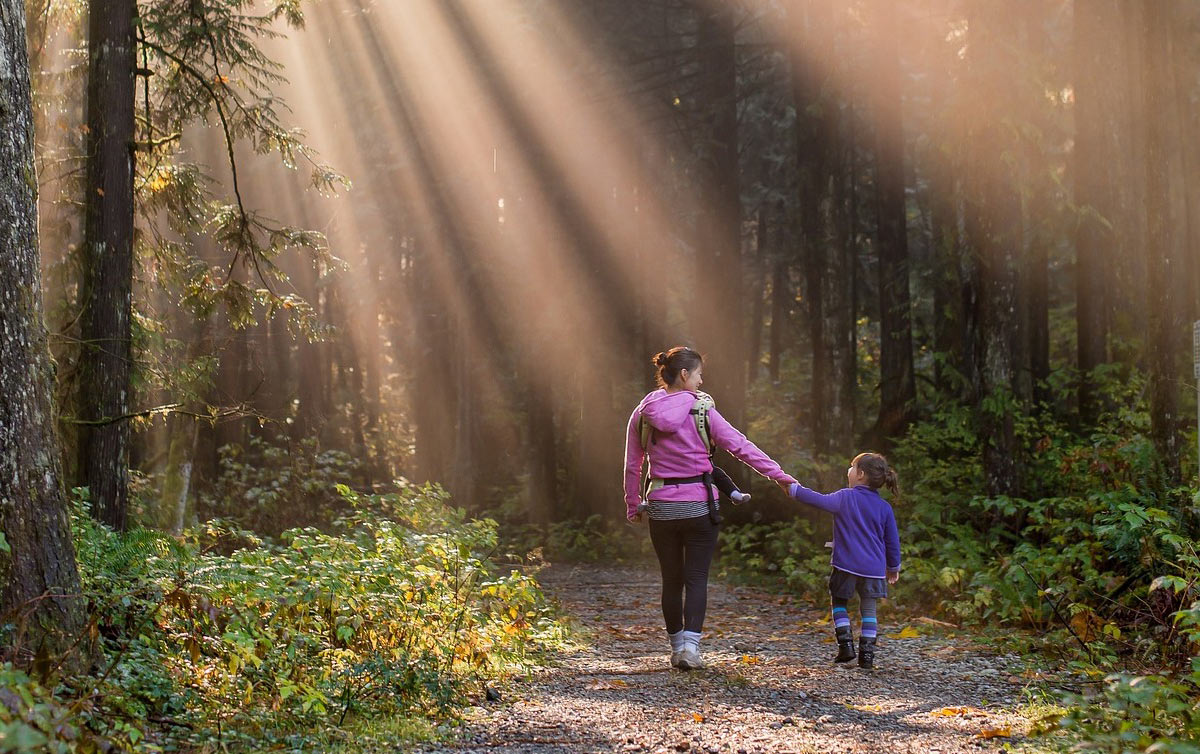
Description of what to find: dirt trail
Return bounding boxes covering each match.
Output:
[432,564,1037,754]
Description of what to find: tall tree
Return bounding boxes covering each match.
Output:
[870,0,916,442]
[966,0,1022,497]
[791,0,835,454]
[692,1,746,433]
[1142,0,1185,483]
[77,0,137,529]
[1072,0,1116,422]
[0,0,86,653]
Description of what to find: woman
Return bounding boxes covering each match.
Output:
[623,346,797,670]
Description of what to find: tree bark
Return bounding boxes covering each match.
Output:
[967,1,1022,497]
[77,0,137,530]
[692,1,745,431]
[1142,0,1184,483]
[870,0,916,444]
[768,234,788,384]
[746,207,767,386]
[1072,0,1117,423]
[0,0,87,655]
[791,0,834,454]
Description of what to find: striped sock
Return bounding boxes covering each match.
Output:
[860,597,878,639]
[831,599,851,631]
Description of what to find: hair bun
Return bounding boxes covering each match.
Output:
[653,352,668,367]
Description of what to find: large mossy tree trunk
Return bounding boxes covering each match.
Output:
[0,0,86,657]
[77,0,136,530]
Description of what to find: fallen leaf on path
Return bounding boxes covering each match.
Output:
[886,625,921,639]
[740,655,760,664]
[820,636,836,643]
[973,725,1012,739]
[848,703,882,712]
[931,706,981,717]
[587,679,629,690]
[691,712,704,723]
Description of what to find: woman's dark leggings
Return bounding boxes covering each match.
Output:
[648,515,720,633]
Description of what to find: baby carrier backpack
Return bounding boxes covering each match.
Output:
[638,392,720,524]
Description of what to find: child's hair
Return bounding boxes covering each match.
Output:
[652,346,703,389]
[852,452,900,498]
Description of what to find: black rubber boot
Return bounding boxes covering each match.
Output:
[834,626,856,663]
[857,637,876,669]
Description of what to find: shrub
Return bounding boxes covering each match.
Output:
[6,482,562,752]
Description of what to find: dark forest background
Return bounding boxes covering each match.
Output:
[27,0,1200,533]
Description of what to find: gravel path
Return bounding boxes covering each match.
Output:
[434,564,1040,754]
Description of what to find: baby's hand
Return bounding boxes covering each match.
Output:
[775,480,792,494]
[887,571,900,585]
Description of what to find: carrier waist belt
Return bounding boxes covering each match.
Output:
[652,475,707,486]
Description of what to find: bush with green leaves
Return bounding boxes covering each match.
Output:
[1,483,562,753]
[199,435,364,534]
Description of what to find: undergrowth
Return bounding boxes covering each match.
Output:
[0,482,565,752]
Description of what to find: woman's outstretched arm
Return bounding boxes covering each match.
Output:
[707,406,798,486]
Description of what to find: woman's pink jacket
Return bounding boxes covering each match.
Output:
[623,389,798,520]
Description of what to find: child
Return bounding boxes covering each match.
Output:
[712,466,750,504]
[785,453,901,669]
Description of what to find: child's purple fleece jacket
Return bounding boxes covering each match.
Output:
[787,483,901,579]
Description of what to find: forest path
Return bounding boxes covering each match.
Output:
[433,564,1040,754]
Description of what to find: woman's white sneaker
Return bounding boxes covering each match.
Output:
[677,646,704,670]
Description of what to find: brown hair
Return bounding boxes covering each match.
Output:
[652,346,703,390]
[852,452,900,499]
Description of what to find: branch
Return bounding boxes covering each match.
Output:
[62,403,183,426]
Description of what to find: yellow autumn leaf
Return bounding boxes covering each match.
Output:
[931,706,979,717]
[692,712,704,723]
[848,703,882,712]
[886,625,921,639]
[974,726,1012,739]
[587,679,629,690]
[740,655,760,664]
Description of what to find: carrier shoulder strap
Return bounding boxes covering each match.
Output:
[690,391,715,458]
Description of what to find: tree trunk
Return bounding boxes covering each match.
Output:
[768,235,788,383]
[792,0,834,455]
[1142,0,1184,483]
[967,1,1022,498]
[692,1,745,430]
[871,0,916,444]
[831,107,859,450]
[77,0,136,530]
[1072,0,1118,423]
[746,207,767,386]
[0,0,87,655]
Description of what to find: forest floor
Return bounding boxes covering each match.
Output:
[426,564,1057,754]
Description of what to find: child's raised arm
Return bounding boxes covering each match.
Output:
[786,482,845,514]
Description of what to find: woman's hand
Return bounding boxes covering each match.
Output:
[776,479,793,494]
[627,511,644,524]
[887,571,899,585]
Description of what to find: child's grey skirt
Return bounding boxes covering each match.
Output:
[829,567,888,600]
